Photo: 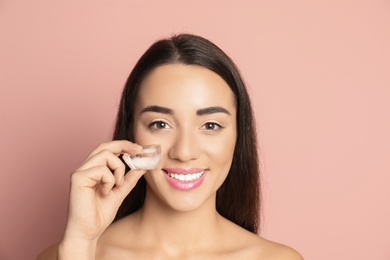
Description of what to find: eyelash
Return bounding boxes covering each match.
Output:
[147,121,223,132]
[201,122,223,131]
[148,120,170,130]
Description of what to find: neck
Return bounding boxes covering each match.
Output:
[133,186,222,251]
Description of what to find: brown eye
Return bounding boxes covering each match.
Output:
[149,121,170,130]
[202,122,222,131]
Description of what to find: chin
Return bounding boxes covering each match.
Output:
[164,194,215,213]
[145,182,217,213]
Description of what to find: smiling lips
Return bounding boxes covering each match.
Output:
[162,168,207,191]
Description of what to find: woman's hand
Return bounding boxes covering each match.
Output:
[58,140,145,259]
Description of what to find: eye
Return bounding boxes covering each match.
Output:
[202,122,222,131]
[148,120,171,130]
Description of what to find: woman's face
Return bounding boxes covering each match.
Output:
[133,64,237,212]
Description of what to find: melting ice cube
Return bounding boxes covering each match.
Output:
[124,145,161,170]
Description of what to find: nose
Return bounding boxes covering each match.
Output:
[168,129,200,162]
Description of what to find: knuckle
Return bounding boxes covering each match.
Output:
[70,170,83,182]
[100,149,112,156]
[95,142,109,151]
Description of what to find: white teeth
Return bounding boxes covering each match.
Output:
[167,171,204,182]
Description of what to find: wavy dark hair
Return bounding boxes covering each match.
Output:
[112,34,261,234]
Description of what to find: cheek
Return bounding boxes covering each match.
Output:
[133,125,173,160]
[205,130,236,167]
[133,123,157,145]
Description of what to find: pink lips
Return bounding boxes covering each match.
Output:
[162,168,207,191]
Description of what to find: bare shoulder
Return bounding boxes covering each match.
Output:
[220,219,303,259]
[252,236,304,260]
[36,243,58,260]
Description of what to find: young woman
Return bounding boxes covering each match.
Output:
[38,34,303,259]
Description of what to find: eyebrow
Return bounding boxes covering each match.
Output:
[140,105,231,116]
[196,106,231,116]
[140,105,174,115]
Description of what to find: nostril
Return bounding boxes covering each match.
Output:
[167,132,200,162]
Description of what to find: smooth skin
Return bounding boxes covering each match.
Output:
[38,64,303,259]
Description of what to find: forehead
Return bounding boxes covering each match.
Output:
[136,64,236,111]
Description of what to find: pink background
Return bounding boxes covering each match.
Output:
[1,1,389,259]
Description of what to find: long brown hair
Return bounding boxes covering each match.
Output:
[113,34,261,234]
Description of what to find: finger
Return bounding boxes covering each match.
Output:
[71,166,116,192]
[85,141,143,162]
[99,167,117,195]
[112,169,146,201]
[78,150,125,186]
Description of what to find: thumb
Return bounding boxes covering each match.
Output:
[112,169,146,202]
